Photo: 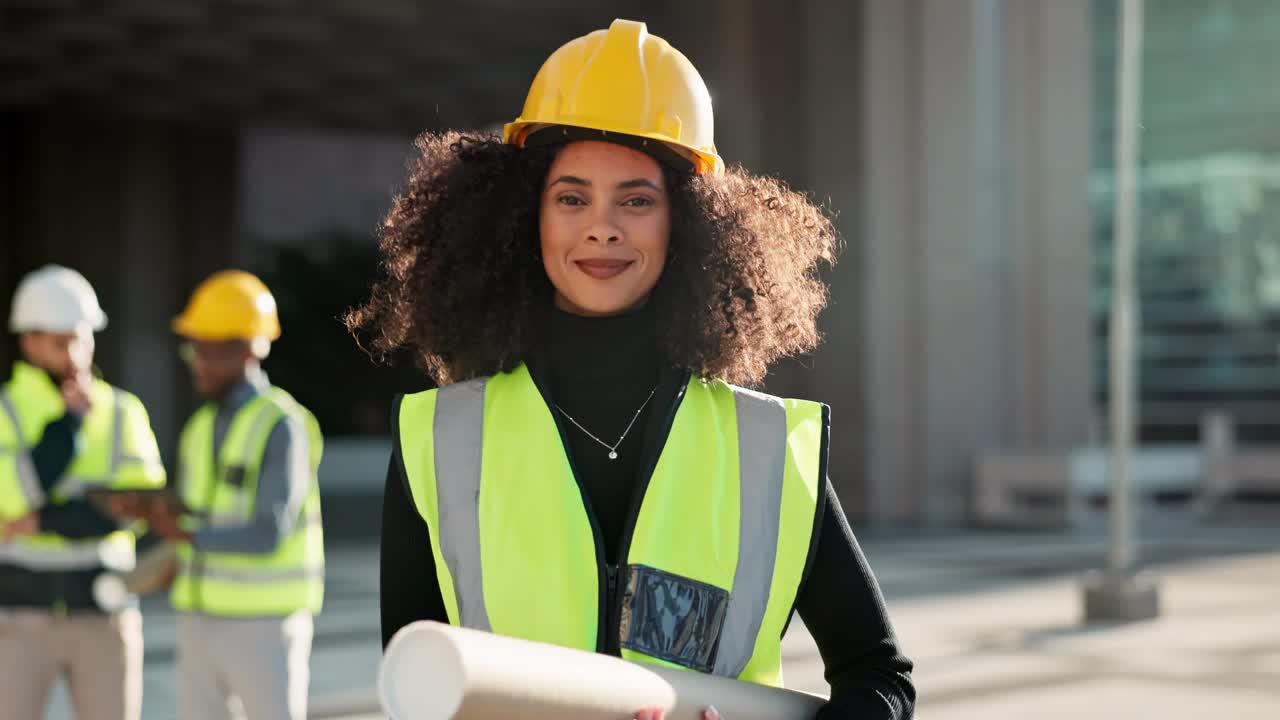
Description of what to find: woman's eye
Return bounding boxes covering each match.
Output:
[557,195,587,206]
[623,196,655,208]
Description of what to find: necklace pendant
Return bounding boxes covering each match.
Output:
[608,450,618,460]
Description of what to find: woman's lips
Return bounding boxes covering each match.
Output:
[574,259,633,279]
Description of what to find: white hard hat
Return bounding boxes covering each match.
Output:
[9,265,108,334]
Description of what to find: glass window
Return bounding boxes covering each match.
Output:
[1092,0,1280,443]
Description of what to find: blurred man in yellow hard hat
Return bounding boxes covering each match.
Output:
[0,264,166,720]
[122,270,324,720]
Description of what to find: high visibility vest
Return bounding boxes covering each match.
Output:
[170,386,325,617]
[399,364,825,687]
[0,361,165,574]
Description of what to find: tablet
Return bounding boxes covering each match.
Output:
[84,487,189,515]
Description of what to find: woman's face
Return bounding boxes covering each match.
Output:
[540,141,671,317]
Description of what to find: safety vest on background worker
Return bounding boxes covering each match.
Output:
[398,364,824,687]
[169,387,325,616]
[0,361,165,574]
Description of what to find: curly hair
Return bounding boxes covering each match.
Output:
[346,131,838,387]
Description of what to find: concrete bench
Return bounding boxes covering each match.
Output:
[973,446,1203,529]
[1202,448,1280,521]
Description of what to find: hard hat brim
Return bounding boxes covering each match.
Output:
[9,311,107,335]
[171,314,281,343]
[504,120,724,176]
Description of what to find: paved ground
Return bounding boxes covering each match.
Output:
[802,526,1280,719]
[40,519,1280,719]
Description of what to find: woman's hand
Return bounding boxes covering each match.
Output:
[634,707,721,720]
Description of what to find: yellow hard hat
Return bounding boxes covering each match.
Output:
[503,19,723,176]
[172,270,281,343]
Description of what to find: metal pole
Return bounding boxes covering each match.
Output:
[1083,0,1157,624]
[1107,0,1145,577]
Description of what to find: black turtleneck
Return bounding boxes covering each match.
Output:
[380,306,915,720]
[528,305,676,560]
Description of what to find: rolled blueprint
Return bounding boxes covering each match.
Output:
[379,621,825,720]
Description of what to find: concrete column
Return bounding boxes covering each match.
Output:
[3,112,239,460]
[859,0,1093,524]
[674,0,768,171]
[800,0,868,516]
[1020,0,1093,446]
[669,1,816,409]
[0,111,33,370]
[171,126,241,452]
[861,0,927,524]
[680,2,868,514]
[116,125,185,460]
[915,0,1007,524]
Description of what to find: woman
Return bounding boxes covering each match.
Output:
[352,19,914,720]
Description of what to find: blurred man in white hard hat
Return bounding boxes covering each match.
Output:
[0,265,166,720]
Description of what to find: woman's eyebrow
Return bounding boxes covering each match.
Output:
[547,176,662,191]
[617,178,661,191]
[548,175,590,188]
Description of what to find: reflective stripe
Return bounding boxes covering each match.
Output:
[242,400,281,467]
[229,401,282,520]
[0,393,43,509]
[433,378,492,631]
[203,512,243,528]
[109,387,122,473]
[56,465,162,499]
[0,538,119,570]
[203,509,323,531]
[295,509,323,533]
[52,392,161,499]
[55,476,92,498]
[178,558,323,584]
[713,388,788,677]
[117,454,156,466]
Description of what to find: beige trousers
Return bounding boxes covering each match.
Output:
[0,607,143,720]
[176,611,313,720]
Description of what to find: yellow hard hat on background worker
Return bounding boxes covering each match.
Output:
[172,269,280,356]
[503,19,724,176]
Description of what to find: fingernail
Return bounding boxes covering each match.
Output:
[706,706,720,720]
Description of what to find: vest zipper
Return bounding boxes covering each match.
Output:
[606,562,619,610]
[194,416,222,613]
[533,367,689,656]
[606,375,688,656]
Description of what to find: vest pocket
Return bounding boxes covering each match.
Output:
[223,466,247,488]
[618,564,728,673]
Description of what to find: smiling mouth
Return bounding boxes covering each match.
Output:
[574,259,634,279]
